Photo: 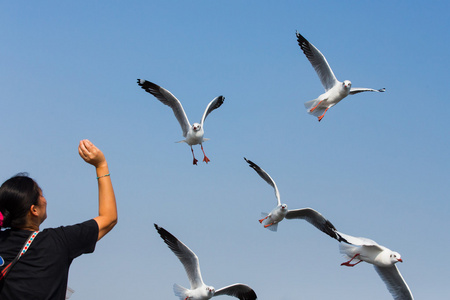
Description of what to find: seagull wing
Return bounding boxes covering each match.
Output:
[214,284,258,300]
[200,96,225,126]
[374,265,414,300]
[285,208,341,240]
[296,31,338,91]
[154,224,204,289]
[244,158,281,206]
[349,87,386,95]
[138,79,191,137]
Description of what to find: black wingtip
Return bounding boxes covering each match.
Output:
[336,232,350,244]
[216,95,225,107]
[327,226,342,241]
[295,31,307,43]
[295,31,313,58]
[154,223,169,237]
[244,158,258,170]
[321,219,351,243]
[242,289,258,300]
[244,157,253,165]
[136,79,157,88]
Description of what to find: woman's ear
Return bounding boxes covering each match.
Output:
[29,204,39,217]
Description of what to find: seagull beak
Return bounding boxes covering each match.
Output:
[398,258,403,263]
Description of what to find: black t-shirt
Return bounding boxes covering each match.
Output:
[0,219,98,300]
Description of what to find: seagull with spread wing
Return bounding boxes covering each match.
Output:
[244,158,341,239]
[336,231,414,300]
[154,224,257,300]
[295,31,385,121]
[137,79,224,165]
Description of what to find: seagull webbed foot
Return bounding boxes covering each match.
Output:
[200,145,210,164]
[317,107,329,122]
[340,254,362,267]
[259,216,268,223]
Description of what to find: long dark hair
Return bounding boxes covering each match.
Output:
[0,173,41,229]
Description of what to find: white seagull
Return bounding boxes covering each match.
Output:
[337,231,414,300]
[244,157,341,239]
[296,31,385,122]
[137,79,225,165]
[154,224,257,300]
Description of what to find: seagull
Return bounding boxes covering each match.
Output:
[244,157,341,239]
[137,79,225,165]
[295,31,385,122]
[337,231,414,300]
[154,224,257,300]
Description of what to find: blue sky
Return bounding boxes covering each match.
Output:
[1,1,449,299]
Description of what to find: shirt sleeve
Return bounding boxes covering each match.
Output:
[51,219,99,259]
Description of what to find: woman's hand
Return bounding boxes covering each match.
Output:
[78,139,107,168]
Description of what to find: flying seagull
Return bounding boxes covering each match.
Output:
[244,157,341,239]
[154,224,257,300]
[335,231,414,300]
[137,79,224,165]
[295,31,385,121]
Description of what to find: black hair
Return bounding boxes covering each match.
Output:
[0,173,41,229]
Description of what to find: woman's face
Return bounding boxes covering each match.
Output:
[36,190,47,224]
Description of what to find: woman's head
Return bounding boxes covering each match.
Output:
[0,173,44,229]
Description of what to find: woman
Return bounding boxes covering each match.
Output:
[0,139,117,299]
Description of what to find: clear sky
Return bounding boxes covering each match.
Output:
[1,1,449,299]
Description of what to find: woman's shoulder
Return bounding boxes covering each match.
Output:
[41,219,98,235]
[38,219,98,253]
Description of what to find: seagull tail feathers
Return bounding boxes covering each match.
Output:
[304,99,326,117]
[173,283,188,300]
[304,99,320,111]
[266,223,278,232]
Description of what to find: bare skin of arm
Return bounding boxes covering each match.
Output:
[78,139,117,241]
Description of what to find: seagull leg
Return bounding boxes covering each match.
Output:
[264,223,274,228]
[191,146,198,165]
[201,144,210,163]
[309,100,323,113]
[318,107,329,122]
[340,254,363,267]
[259,216,269,223]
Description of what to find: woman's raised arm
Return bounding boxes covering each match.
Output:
[78,139,117,240]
